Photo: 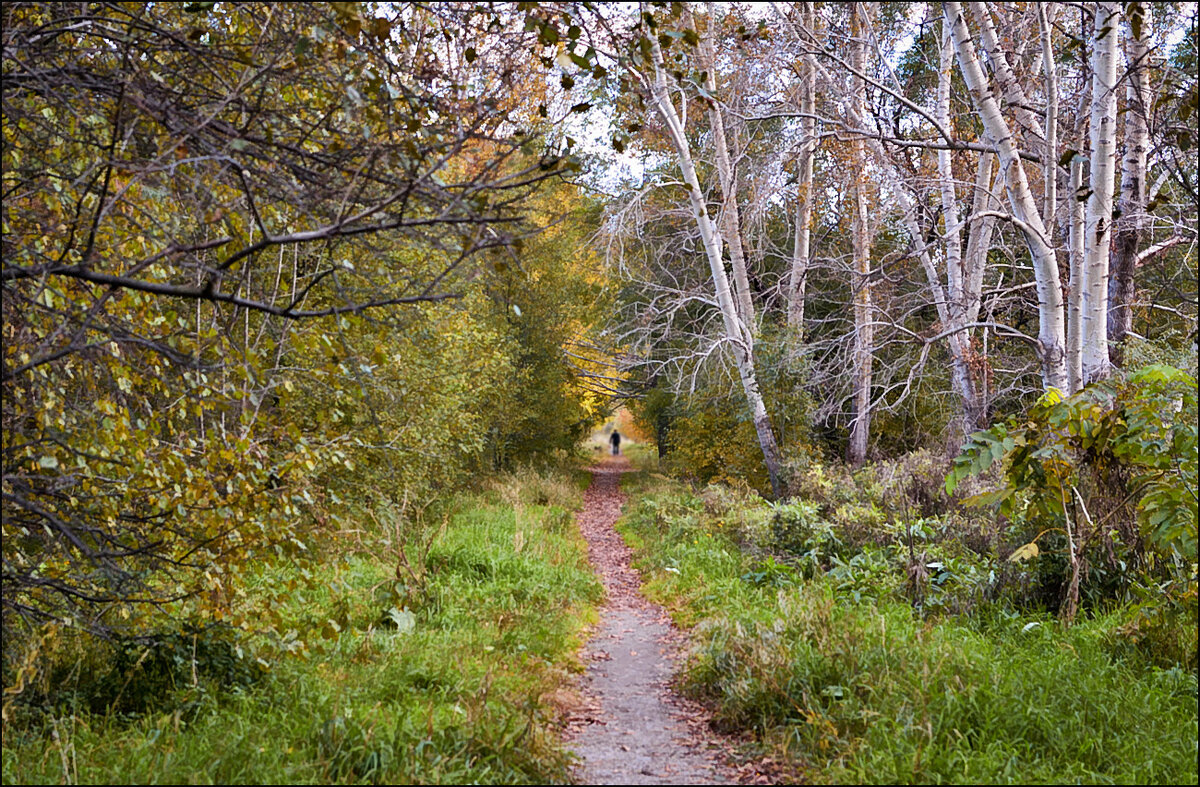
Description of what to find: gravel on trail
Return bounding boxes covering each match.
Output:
[563,457,740,786]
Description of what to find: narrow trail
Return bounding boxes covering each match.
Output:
[565,456,735,785]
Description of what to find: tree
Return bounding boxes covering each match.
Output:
[1081,1,1123,383]
[944,1,1069,393]
[2,1,577,635]
[846,3,876,467]
[786,3,818,337]
[605,5,786,496]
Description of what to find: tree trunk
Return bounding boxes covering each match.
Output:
[787,2,817,336]
[945,1,1068,392]
[848,4,874,467]
[1108,2,1152,363]
[1081,2,1122,384]
[1039,4,1059,231]
[970,3,1047,145]
[644,33,785,498]
[1067,155,1086,392]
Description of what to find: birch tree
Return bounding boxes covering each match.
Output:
[847,3,875,467]
[787,2,818,336]
[944,1,1069,392]
[630,23,786,496]
[1081,2,1123,383]
[1108,2,1153,357]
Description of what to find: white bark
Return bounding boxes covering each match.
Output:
[787,2,817,335]
[1082,2,1122,383]
[945,1,1068,392]
[1109,2,1153,354]
[1067,155,1086,392]
[969,3,1047,144]
[643,32,784,497]
[1039,4,1059,231]
[937,19,964,327]
[931,17,988,429]
[963,151,999,328]
[848,4,873,467]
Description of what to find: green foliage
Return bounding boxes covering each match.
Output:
[476,184,610,469]
[947,365,1198,614]
[2,468,601,785]
[2,0,613,666]
[768,501,845,576]
[617,467,1200,784]
[657,392,773,494]
[627,383,677,457]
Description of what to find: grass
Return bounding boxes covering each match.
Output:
[616,468,1200,785]
[2,466,602,784]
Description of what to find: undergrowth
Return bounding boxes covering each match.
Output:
[1,466,601,785]
[617,468,1199,785]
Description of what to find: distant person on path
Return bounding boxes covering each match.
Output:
[610,430,621,456]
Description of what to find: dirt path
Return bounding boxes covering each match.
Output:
[565,457,735,785]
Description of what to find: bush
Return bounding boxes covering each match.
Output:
[3,621,263,727]
[947,365,1198,619]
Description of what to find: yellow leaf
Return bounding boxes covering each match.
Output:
[1009,542,1040,562]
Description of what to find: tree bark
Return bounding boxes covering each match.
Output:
[935,17,987,430]
[1108,2,1152,362]
[787,2,817,337]
[945,1,1068,392]
[970,3,1047,145]
[1081,1,1122,384]
[848,3,874,467]
[1067,154,1086,392]
[1039,4,1059,231]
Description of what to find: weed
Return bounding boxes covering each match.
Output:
[617,465,1200,785]
[2,468,601,785]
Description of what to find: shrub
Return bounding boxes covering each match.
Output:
[3,621,263,726]
[947,365,1198,619]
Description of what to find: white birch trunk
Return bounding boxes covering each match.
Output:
[945,1,1068,392]
[934,17,987,429]
[1081,2,1122,383]
[969,3,1047,144]
[1039,4,1059,231]
[963,151,999,328]
[787,2,817,336]
[644,33,785,497]
[1067,156,1086,392]
[848,4,874,467]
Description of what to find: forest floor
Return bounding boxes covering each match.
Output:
[563,456,747,785]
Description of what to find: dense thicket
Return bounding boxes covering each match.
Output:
[2,1,607,655]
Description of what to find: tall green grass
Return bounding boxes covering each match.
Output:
[2,467,601,784]
[617,471,1199,785]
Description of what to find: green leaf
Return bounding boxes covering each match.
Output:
[961,488,1013,508]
